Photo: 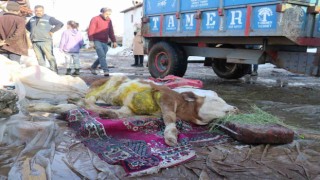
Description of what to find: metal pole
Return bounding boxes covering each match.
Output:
[219,0,224,31]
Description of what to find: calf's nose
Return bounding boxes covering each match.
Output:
[226,106,239,114]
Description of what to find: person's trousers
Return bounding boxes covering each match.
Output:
[64,52,80,69]
[0,51,21,63]
[253,64,258,72]
[32,41,58,72]
[134,55,144,64]
[91,40,109,72]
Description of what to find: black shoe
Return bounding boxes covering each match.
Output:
[51,68,58,73]
[251,71,258,76]
[104,72,109,76]
[72,69,80,76]
[65,68,72,75]
[137,64,143,67]
[131,64,138,67]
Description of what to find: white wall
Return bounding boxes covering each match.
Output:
[122,6,143,48]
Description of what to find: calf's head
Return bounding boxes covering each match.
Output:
[181,91,238,125]
[198,95,238,124]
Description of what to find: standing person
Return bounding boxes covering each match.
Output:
[0,1,28,62]
[88,7,117,76]
[251,64,258,76]
[131,30,144,67]
[59,20,84,76]
[26,5,63,73]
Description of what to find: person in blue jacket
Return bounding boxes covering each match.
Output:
[26,5,63,73]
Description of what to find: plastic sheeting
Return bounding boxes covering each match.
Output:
[0,55,88,101]
[0,55,90,179]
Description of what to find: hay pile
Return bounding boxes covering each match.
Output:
[210,106,295,144]
[211,105,289,128]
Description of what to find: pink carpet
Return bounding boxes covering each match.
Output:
[64,107,228,176]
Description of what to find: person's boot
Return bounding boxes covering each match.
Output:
[72,69,80,76]
[131,57,139,67]
[137,58,144,67]
[65,68,72,75]
[50,66,58,73]
[49,61,59,73]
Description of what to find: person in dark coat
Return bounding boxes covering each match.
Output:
[0,1,28,62]
[26,5,64,73]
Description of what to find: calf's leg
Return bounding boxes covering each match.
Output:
[85,95,134,119]
[162,110,179,146]
[100,106,134,119]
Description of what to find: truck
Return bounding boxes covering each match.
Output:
[141,0,320,79]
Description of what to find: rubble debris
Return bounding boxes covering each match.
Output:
[0,89,19,117]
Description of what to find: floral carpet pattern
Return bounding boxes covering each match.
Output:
[64,108,228,176]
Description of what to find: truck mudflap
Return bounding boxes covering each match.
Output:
[269,51,320,76]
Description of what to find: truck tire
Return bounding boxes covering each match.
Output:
[212,59,251,79]
[172,44,188,77]
[148,42,187,78]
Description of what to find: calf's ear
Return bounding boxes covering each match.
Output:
[181,91,197,102]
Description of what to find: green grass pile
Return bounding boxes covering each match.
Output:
[210,105,292,132]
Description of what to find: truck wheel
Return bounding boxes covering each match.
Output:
[148,42,187,78]
[172,44,188,77]
[212,59,251,79]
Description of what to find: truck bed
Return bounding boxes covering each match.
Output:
[142,0,320,46]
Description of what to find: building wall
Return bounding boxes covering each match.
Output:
[122,6,143,48]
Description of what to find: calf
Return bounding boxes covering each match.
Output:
[82,75,238,146]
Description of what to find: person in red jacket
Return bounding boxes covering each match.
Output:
[87,7,117,76]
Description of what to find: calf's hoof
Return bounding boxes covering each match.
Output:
[99,110,119,119]
[165,135,178,146]
[164,125,178,146]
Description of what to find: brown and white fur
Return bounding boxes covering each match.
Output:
[79,75,238,146]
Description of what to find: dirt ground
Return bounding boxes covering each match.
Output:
[72,51,320,179]
[76,50,320,132]
[1,50,320,179]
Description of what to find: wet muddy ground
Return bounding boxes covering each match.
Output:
[67,51,320,179]
[76,51,320,133]
[1,50,320,179]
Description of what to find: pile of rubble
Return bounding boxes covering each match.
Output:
[0,89,18,117]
